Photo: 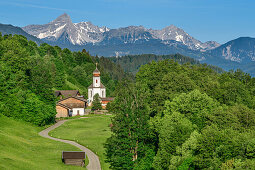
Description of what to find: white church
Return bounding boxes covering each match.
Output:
[87,64,107,106]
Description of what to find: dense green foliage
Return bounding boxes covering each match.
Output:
[110,54,224,74]
[92,93,103,110]
[0,34,127,125]
[105,81,155,170]
[106,59,255,169]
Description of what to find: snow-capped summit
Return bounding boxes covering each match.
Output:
[22,13,110,45]
[149,25,220,50]
[22,13,220,50]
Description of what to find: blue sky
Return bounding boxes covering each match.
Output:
[0,0,254,44]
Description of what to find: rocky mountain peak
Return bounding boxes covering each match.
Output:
[51,13,72,24]
[22,13,220,50]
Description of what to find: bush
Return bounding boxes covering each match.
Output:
[92,93,102,110]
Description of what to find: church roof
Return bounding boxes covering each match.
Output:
[93,68,100,74]
[88,83,105,89]
[93,63,100,74]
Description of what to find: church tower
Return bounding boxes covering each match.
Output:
[87,63,106,105]
[93,63,101,87]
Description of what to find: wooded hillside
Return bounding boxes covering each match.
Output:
[109,54,224,74]
[105,60,255,169]
[0,33,128,126]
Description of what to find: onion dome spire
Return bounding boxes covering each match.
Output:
[93,63,100,76]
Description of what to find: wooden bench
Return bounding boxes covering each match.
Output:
[62,151,86,167]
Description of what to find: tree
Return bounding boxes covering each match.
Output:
[152,112,195,169]
[105,81,155,170]
[164,89,220,130]
[92,93,102,110]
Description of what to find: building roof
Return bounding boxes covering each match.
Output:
[56,103,72,109]
[88,83,105,89]
[57,97,87,109]
[55,90,80,98]
[93,68,100,74]
[93,63,100,74]
[61,103,85,109]
[62,151,85,159]
[100,97,114,101]
[57,96,87,103]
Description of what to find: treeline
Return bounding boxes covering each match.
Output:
[105,60,255,169]
[0,33,127,126]
[109,54,224,74]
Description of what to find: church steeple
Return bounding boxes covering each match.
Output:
[93,63,101,87]
[93,63,100,77]
[88,63,106,104]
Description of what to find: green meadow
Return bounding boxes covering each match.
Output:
[0,116,84,170]
[50,115,112,170]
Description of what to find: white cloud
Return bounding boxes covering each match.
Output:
[0,1,70,12]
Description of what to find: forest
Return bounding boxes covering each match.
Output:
[105,60,255,169]
[0,33,128,126]
[109,54,224,74]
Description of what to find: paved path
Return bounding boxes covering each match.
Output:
[39,119,101,170]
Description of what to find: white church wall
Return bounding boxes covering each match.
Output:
[72,108,85,116]
[93,88,101,98]
[88,88,93,102]
[100,89,106,98]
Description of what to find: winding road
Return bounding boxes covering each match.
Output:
[39,119,101,170]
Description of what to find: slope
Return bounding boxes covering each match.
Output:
[0,116,83,170]
[0,23,43,44]
[110,54,224,74]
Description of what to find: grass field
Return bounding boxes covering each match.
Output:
[49,115,112,170]
[0,116,85,170]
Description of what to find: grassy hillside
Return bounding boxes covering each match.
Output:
[0,116,84,170]
[50,115,112,170]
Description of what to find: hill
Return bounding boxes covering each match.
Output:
[202,37,255,76]
[0,23,43,44]
[105,59,255,170]
[109,54,224,74]
[207,37,255,63]
[0,116,83,169]
[0,34,129,126]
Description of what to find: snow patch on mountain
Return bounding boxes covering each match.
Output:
[22,13,220,50]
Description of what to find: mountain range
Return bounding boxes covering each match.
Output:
[22,13,220,52]
[1,13,255,76]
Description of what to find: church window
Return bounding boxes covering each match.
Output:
[91,91,92,97]
[96,79,98,83]
[102,91,104,97]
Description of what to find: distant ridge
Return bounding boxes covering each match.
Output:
[207,37,255,63]
[0,23,43,44]
[22,13,220,51]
